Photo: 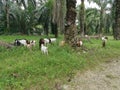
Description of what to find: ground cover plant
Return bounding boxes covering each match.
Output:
[0,35,120,90]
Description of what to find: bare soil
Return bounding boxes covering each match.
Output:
[63,58,120,90]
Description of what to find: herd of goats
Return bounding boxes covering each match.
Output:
[0,35,108,55]
[14,38,57,54]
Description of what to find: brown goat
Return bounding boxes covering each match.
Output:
[39,38,45,49]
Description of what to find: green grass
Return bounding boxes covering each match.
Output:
[0,35,120,90]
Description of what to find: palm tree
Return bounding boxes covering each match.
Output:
[5,0,10,32]
[91,0,111,36]
[52,0,66,36]
[7,0,39,34]
[85,8,100,35]
[59,0,66,34]
[114,0,120,40]
[79,0,85,36]
[0,1,5,34]
[51,0,59,38]
[38,0,53,36]
[111,0,116,38]
[64,0,77,45]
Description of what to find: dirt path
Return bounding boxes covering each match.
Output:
[63,58,120,90]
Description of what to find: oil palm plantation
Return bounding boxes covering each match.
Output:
[85,8,100,35]
[90,0,112,36]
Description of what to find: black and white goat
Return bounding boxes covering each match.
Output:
[44,38,57,45]
[39,38,56,47]
[14,39,29,46]
[14,39,36,48]
[44,38,51,45]
[39,38,45,49]
[101,36,108,47]
[102,36,108,41]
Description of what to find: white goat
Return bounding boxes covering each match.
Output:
[44,38,50,45]
[41,44,48,55]
[79,40,83,46]
[50,38,56,43]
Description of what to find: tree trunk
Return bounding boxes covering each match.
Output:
[52,0,59,38]
[80,0,85,37]
[44,22,49,36]
[99,8,103,37]
[114,0,120,40]
[5,0,10,33]
[64,0,77,45]
[112,0,116,39]
[59,0,66,34]
[51,22,58,38]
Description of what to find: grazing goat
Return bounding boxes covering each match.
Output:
[50,38,56,43]
[14,39,30,46]
[26,40,36,49]
[44,38,57,45]
[101,36,108,47]
[41,44,48,55]
[59,40,65,46]
[102,36,108,41]
[39,38,45,49]
[77,40,83,47]
[44,38,51,45]
[30,40,36,46]
[39,38,56,49]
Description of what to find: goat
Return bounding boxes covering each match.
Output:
[26,40,36,49]
[41,44,48,55]
[14,39,30,46]
[39,38,56,49]
[50,38,56,43]
[102,36,108,41]
[77,40,83,47]
[102,40,106,47]
[39,38,45,49]
[101,36,108,47]
[59,40,65,46]
[44,38,51,45]
[30,40,36,46]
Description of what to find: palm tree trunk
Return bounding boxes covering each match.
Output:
[114,0,120,40]
[5,0,10,32]
[80,0,85,36]
[112,0,116,39]
[99,8,103,37]
[64,0,77,45]
[52,0,59,38]
[59,0,65,34]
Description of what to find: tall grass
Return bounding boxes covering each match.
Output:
[0,35,120,90]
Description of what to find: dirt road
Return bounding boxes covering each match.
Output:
[63,58,120,90]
